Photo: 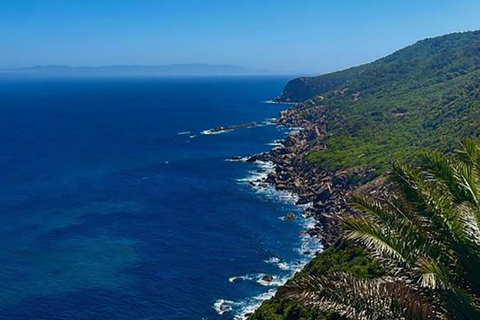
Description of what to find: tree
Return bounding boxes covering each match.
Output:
[285,139,480,320]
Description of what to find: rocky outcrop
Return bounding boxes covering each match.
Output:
[248,101,377,246]
[274,74,354,102]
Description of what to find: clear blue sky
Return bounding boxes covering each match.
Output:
[2,0,480,74]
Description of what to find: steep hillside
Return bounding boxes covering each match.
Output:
[278,30,480,102]
[250,30,480,320]
[284,31,480,172]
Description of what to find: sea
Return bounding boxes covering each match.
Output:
[0,76,321,320]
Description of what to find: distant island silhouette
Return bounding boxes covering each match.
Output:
[0,64,271,77]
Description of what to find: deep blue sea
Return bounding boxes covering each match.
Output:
[0,77,320,320]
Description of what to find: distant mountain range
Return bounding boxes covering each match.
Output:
[0,64,270,77]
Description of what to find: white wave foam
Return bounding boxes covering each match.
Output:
[214,289,281,319]
[219,241,323,319]
[236,160,273,182]
[264,257,290,271]
[256,273,291,287]
[236,160,299,205]
[221,141,324,319]
[228,274,256,283]
[256,185,299,204]
[201,128,234,135]
[267,140,284,147]
[264,257,280,264]
[225,156,250,162]
[233,289,281,320]
[177,131,191,135]
[261,118,277,126]
[263,100,296,105]
[228,272,290,287]
[213,299,242,316]
[278,262,290,270]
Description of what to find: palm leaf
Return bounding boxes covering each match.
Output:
[284,273,445,320]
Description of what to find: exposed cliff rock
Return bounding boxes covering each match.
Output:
[248,101,377,246]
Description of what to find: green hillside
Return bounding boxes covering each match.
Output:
[285,31,480,172]
[251,30,480,320]
[280,31,480,102]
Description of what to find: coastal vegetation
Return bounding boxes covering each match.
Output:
[284,31,480,172]
[288,139,480,319]
[250,31,480,319]
[253,140,480,320]
[250,242,382,320]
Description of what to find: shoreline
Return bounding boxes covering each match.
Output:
[247,102,375,247]
[211,100,376,319]
[213,106,329,320]
[220,157,323,320]
[236,101,378,319]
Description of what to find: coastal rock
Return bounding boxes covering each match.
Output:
[218,302,232,314]
[258,95,374,248]
[265,173,276,183]
[284,212,296,220]
[295,197,311,205]
[229,155,244,161]
[261,274,274,283]
[276,184,287,190]
[315,188,331,203]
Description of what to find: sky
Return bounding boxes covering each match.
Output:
[1,0,480,74]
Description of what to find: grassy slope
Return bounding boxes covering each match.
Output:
[250,31,480,319]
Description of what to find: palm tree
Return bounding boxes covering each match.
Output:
[285,138,480,320]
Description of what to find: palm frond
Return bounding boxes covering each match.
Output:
[284,273,445,320]
[351,194,432,261]
[415,257,449,290]
[343,216,409,266]
[455,203,480,246]
[455,138,480,171]
[418,151,466,204]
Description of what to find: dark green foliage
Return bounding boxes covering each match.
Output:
[248,298,338,320]
[289,31,480,171]
[301,241,383,279]
[298,140,480,319]
[249,243,383,320]
[252,31,480,320]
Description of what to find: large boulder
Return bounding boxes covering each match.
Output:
[315,188,331,202]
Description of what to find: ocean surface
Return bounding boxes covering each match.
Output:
[0,77,320,320]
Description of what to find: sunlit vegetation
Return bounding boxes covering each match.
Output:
[250,31,480,320]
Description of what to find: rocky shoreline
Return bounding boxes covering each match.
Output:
[243,101,378,247]
[224,101,384,320]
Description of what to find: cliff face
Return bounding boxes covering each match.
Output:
[277,75,354,102]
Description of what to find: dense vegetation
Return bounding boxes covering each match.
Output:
[288,139,480,319]
[250,31,480,320]
[250,242,383,320]
[291,31,480,171]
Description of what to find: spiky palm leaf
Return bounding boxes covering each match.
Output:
[284,273,445,320]
[289,139,480,320]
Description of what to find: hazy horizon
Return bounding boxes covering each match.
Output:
[0,63,296,77]
[2,0,480,74]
